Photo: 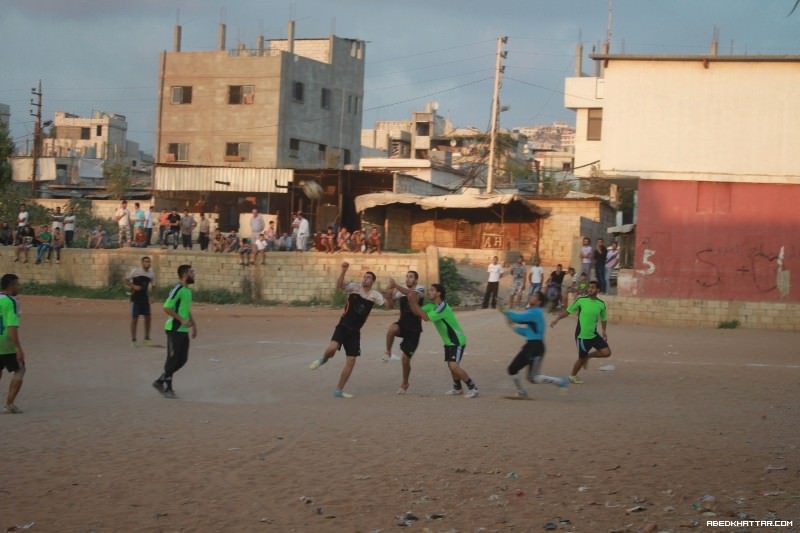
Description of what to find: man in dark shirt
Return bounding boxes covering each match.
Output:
[385,271,425,394]
[125,256,156,346]
[167,208,181,250]
[594,238,609,294]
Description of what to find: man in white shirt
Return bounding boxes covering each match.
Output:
[482,256,503,309]
[296,211,310,252]
[144,206,155,247]
[580,237,593,278]
[51,206,65,233]
[16,204,29,237]
[528,259,544,297]
[115,200,131,247]
[249,208,265,240]
[63,209,76,247]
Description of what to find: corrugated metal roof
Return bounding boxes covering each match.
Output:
[154,166,294,193]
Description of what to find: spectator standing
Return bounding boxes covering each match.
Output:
[51,206,65,233]
[63,209,76,247]
[580,237,593,278]
[482,255,503,309]
[528,259,544,297]
[88,225,106,249]
[296,211,309,252]
[594,238,608,293]
[133,202,146,236]
[179,210,196,250]
[166,208,181,249]
[16,204,29,236]
[115,200,131,247]
[290,213,301,250]
[561,266,577,310]
[197,213,210,251]
[605,242,620,291]
[250,209,265,242]
[158,208,169,246]
[509,256,527,308]
[144,206,155,247]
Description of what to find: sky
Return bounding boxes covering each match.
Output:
[1,0,798,154]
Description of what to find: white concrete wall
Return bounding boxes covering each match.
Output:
[601,60,800,183]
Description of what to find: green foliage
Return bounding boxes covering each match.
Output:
[0,183,49,228]
[331,288,346,308]
[717,320,740,329]
[104,156,131,200]
[0,121,14,186]
[438,256,466,306]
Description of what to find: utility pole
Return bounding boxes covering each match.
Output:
[486,36,507,194]
[30,80,43,196]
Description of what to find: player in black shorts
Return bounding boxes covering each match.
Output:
[125,256,155,347]
[309,262,385,398]
[385,271,425,394]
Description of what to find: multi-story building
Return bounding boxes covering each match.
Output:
[565,47,800,302]
[43,111,128,159]
[155,23,365,200]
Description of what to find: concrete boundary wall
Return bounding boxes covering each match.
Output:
[0,247,438,303]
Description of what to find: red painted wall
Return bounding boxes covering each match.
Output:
[630,180,800,301]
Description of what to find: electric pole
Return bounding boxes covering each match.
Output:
[486,36,507,194]
[30,80,43,196]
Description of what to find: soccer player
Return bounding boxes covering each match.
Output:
[550,280,611,384]
[0,274,25,413]
[152,265,197,398]
[309,262,385,398]
[125,256,156,347]
[408,283,479,398]
[384,271,426,394]
[502,291,568,397]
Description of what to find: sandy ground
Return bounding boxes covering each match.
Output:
[1,296,799,533]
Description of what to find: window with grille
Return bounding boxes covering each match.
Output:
[170,86,192,105]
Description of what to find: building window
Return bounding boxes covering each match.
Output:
[96,125,103,137]
[347,95,353,113]
[587,108,602,141]
[80,127,90,140]
[562,161,572,171]
[171,86,193,105]
[229,85,255,105]
[354,96,360,114]
[225,142,251,162]
[289,138,300,158]
[343,148,351,165]
[292,82,304,103]
[166,143,189,162]
[318,144,327,163]
[321,88,332,110]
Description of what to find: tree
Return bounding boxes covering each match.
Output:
[0,121,14,186]
[104,155,131,200]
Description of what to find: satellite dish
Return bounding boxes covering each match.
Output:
[430,101,439,111]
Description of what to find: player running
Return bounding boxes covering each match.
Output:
[152,265,197,398]
[309,262,385,398]
[0,274,25,413]
[408,283,479,398]
[384,271,425,394]
[502,290,568,397]
[550,280,611,384]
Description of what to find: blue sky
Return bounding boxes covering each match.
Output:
[1,0,798,153]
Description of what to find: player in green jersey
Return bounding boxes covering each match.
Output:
[153,265,197,398]
[0,274,25,413]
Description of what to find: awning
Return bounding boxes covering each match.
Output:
[155,165,294,193]
[354,192,549,216]
[607,223,636,234]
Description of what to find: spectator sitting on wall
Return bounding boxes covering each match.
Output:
[50,228,64,264]
[224,230,240,253]
[238,238,253,265]
[336,227,350,252]
[254,233,268,265]
[15,224,35,263]
[0,222,13,246]
[132,227,148,248]
[312,232,326,252]
[212,229,225,252]
[351,229,365,253]
[35,225,52,265]
[277,232,291,251]
[265,221,276,251]
[323,227,336,253]
[366,226,382,254]
[88,225,106,249]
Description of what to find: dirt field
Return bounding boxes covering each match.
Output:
[1,296,798,533]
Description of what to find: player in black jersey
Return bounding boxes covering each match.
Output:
[385,271,425,394]
[125,256,155,347]
[309,262,385,398]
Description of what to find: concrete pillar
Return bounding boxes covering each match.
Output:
[217,23,226,51]
[173,25,182,52]
[288,20,295,54]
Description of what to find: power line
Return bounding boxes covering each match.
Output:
[365,77,492,112]
[368,39,495,65]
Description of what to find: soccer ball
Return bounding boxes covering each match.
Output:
[302,180,324,200]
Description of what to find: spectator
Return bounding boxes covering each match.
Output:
[0,222,13,246]
[158,208,169,246]
[580,237,593,278]
[133,202,146,236]
[561,266,576,309]
[528,258,544,297]
[594,237,608,293]
[576,272,589,298]
[296,211,309,252]
[16,204,29,237]
[290,213,301,249]
[196,213,210,251]
[144,206,155,247]
[250,209,265,241]
[336,226,350,252]
[482,255,503,309]
[277,232,291,251]
[265,220,276,251]
[254,233,268,264]
[63,208,76,247]
[323,226,336,253]
[132,227,148,248]
[224,230,240,253]
[115,200,131,247]
[179,209,196,250]
[15,224,35,263]
[366,226,381,254]
[212,229,225,252]
[50,228,64,263]
[238,238,253,265]
[605,241,620,291]
[51,206,65,233]
[351,229,365,253]
[88,225,107,249]
[166,208,181,249]
[509,256,527,308]
[36,225,52,264]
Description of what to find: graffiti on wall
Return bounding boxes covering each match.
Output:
[694,244,792,295]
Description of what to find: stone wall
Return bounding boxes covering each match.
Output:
[0,247,438,303]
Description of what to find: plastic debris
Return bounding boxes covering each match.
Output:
[299,495,313,504]
[626,505,647,513]
[598,364,616,371]
[488,494,500,502]
[765,465,787,472]
[7,524,35,532]
[578,485,591,492]
[259,517,273,524]
[505,471,519,479]
[543,522,557,530]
